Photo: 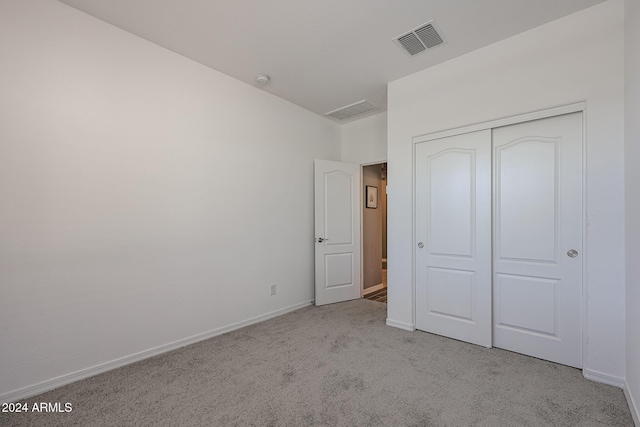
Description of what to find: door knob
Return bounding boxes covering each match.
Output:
[567,249,578,258]
[418,242,424,249]
[316,237,329,243]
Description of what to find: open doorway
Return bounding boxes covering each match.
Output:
[362,162,387,303]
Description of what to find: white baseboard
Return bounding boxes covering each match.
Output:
[624,382,640,427]
[386,318,415,331]
[363,283,385,296]
[1,300,313,404]
[583,368,625,388]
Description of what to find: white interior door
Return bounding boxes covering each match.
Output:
[493,112,583,368]
[415,130,492,347]
[314,159,361,306]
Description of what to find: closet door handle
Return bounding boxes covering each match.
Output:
[567,249,578,258]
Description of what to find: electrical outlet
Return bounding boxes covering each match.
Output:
[270,284,277,295]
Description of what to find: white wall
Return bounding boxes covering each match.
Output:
[341,112,387,164]
[0,0,341,400]
[387,0,626,382]
[625,0,640,422]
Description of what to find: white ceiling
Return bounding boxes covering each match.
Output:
[56,0,606,123]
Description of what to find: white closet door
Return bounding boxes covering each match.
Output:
[415,130,492,347]
[492,113,583,368]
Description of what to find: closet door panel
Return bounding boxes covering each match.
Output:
[415,130,492,347]
[493,112,583,368]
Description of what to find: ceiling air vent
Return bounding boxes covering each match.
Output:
[394,21,445,57]
[325,100,378,121]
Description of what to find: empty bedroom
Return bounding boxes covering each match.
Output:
[1,0,638,425]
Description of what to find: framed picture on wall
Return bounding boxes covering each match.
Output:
[366,185,378,209]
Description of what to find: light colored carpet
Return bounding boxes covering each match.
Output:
[1,299,633,426]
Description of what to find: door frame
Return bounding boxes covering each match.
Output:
[411,102,587,367]
[359,161,388,297]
